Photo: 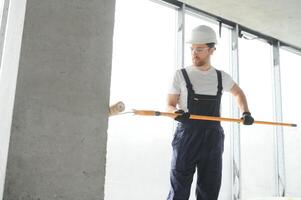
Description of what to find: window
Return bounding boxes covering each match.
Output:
[0,0,7,67]
[0,0,5,27]
[280,48,301,197]
[239,37,275,198]
[106,0,177,199]
[107,0,301,199]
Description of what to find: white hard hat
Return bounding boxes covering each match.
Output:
[186,25,217,44]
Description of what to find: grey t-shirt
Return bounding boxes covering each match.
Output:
[169,66,235,111]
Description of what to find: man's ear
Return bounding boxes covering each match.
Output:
[209,47,216,55]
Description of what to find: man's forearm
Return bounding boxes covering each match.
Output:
[235,91,250,113]
[167,94,180,113]
[231,84,250,113]
[167,105,177,113]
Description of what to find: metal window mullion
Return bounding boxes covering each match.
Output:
[230,24,241,200]
[272,41,286,197]
[176,3,185,68]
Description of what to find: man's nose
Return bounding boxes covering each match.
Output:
[192,50,198,55]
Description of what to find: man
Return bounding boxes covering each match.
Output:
[167,25,254,200]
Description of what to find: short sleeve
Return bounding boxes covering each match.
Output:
[221,71,236,92]
[168,70,181,94]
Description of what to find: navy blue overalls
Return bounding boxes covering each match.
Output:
[167,68,225,200]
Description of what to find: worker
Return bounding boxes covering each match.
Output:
[166,25,254,200]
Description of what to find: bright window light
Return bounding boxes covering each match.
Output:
[280,48,301,197]
[106,1,301,199]
[239,38,276,198]
[106,0,177,199]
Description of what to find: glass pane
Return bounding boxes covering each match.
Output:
[280,48,301,197]
[0,0,5,69]
[0,0,4,30]
[239,38,275,198]
[106,0,177,199]
[185,12,232,200]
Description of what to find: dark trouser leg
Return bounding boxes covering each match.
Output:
[167,124,199,200]
[196,127,224,200]
[167,167,195,200]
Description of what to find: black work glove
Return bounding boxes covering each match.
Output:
[174,110,190,123]
[241,111,254,125]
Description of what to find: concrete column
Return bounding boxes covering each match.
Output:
[3,0,115,199]
[0,0,27,199]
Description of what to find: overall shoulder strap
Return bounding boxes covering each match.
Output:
[181,68,195,94]
[215,69,223,96]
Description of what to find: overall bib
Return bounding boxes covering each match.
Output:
[167,69,225,200]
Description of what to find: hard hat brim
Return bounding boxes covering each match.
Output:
[186,38,218,44]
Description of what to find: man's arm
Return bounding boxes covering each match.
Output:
[167,94,190,122]
[230,83,250,113]
[167,94,179,112]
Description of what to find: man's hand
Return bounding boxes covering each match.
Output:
[174,110,190,123]
[241,111,254,125]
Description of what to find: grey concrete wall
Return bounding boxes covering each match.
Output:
[3,0,115,199]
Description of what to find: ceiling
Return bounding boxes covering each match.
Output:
[179,0,301,50]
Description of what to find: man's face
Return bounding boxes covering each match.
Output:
[190,44,214,66]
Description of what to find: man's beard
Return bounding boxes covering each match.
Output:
[193,58,207,66]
